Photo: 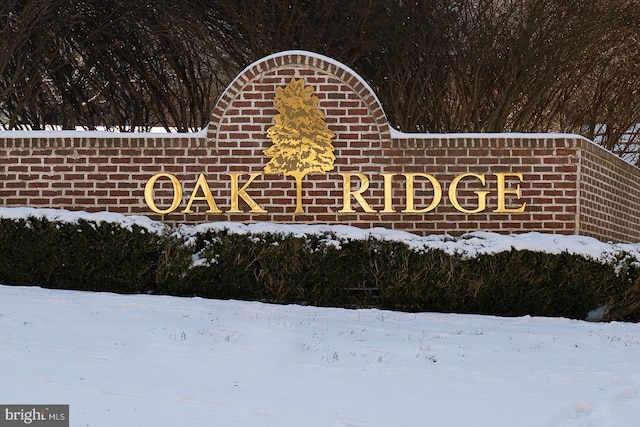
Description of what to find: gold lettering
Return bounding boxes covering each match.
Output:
[144,173,182,214]
[494,172,526,213]
[402,173,442,213]
[182,173,222,213]
[380,173,396,213]
[291,173,305,214]
[227,173,266,213]
[146,170,528,216]
[449,173,489,214]
[338,173,376,213]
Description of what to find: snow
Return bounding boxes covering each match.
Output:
[0,127,206,139]
[2,207,640,426]
[2,285,640,427]
[181,222,640,267]
[0,207,166,235]
[387,128,594,142]
[3,207,640,266]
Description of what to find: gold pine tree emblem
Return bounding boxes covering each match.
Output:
[264,77,336,213]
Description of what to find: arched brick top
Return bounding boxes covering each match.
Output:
[207,50,390,146]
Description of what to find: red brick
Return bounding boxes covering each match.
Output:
[0,54,638,242]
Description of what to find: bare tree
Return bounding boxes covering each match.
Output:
[1,0,66,129]
[561,0,640,165]
[358,0,623,134]
[2,0,639,164]
[1,0,230,131]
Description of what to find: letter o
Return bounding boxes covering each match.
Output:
[144,173,182,214]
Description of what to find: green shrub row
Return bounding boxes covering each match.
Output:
[1,216,639,322]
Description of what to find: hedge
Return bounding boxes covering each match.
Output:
[1,215,639,322]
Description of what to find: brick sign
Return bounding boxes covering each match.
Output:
[1,51,639,242]
[145,76,527,217]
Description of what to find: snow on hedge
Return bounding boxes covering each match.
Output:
[2,207,639,267]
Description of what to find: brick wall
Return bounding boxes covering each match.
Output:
[576,141,640,242]
[0,134,209,216]
[381,135,582,236]
[0,51,638,242]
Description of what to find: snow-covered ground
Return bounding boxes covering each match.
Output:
[2,284,640,427]
[2,207,640,426]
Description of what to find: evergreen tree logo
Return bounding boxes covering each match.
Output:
[264,77,336,212]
